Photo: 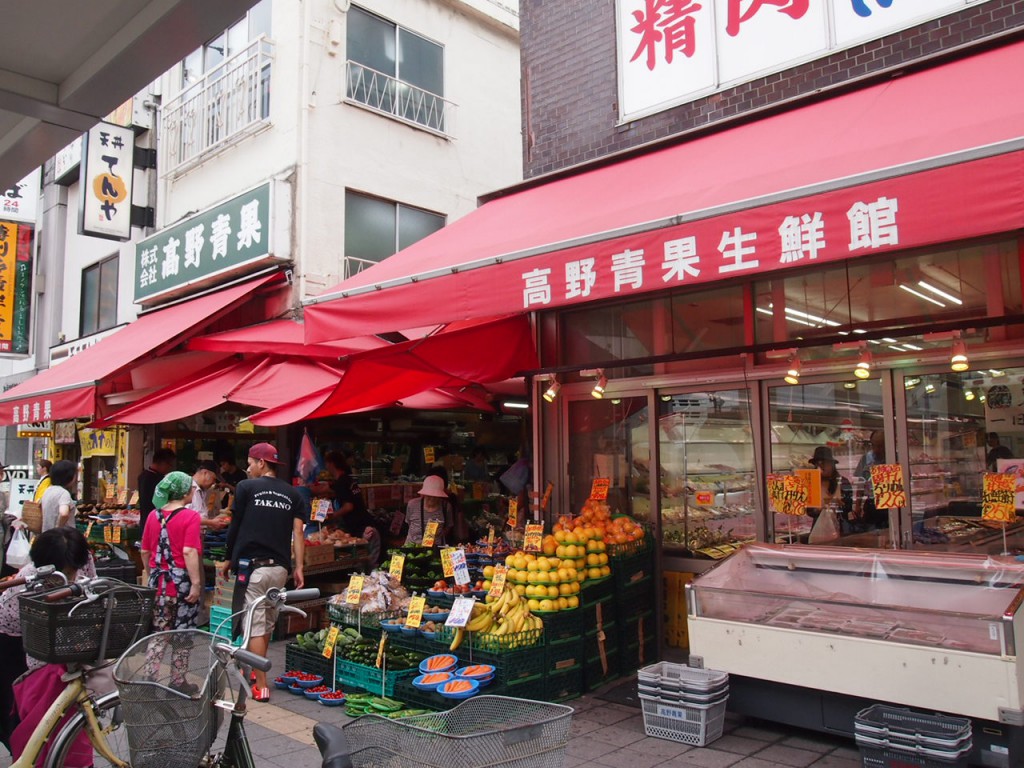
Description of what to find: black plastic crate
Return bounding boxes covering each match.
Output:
[391,678,456,711]
[581,578,614,605]
[619,610,655,649]
[584,622,619,660]
[616,575,655,619]
[546,664,583,702]
[284,642,336,682]
[612,551,654,591]
[93,559,139,583]
[585,651,621,692]
[453,645,545,685]
[546,638,584,674]
[580,596,616,633]
[620,637,657,676]
[542,608,586,642]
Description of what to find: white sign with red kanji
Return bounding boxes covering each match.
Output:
[618,0,987,120]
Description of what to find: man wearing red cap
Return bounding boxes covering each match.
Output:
[223,442,307,702]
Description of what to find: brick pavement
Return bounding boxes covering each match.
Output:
[0,638,863,768]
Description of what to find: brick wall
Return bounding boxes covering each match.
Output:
[520,0,1024,179]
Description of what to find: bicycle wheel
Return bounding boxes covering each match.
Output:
[45,691,132,768]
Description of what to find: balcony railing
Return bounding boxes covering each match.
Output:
[345,61,455,137]
[343,255,380,280]
[161,36,274,175]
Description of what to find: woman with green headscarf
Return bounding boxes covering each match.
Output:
[141,470,203,630]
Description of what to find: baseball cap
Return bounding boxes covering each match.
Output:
[195,459,222,479]
[249,442,283,464]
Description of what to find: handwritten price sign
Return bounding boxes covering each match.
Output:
[507,498,519,528]
[590,478,610,500]
[406,595,426,628]
[322,625,340,659]
[524,523,544,552]
[487,565,508,599]
[345,574,365,605]
[311,499,332,523]
[389,553,405,582]
[422,521,439,547]
[776,475,808,516]
[870,464,906,509]
[440,548,456,578]
[983,473,1017,523]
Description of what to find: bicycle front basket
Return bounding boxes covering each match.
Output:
[19,587,156,664]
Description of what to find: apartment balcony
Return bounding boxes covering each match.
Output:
[345,61,455,137]
[161,36,274,176]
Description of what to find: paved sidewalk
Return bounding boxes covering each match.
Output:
[0,639,863,768]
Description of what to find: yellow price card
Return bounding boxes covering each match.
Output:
[406,595,426,628]
[389,553,405,582]
[112,526,122,544]
[375,634,387,668]
[487,525,496,547]
[524,523,544,552]
[441,548,456,578]
[103,526,113,543]
[507,498,519,528]
[487,565,507,599]
[422,521,439,547]
[346,574,365,605]
[322,625,340,659]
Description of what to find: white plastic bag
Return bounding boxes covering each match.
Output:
[808,508,840,544]
[6,528,30,568]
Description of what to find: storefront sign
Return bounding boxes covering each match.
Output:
[134,183,276,304]
[982,473,1016,523]
[54,421,76,444]
[10,477,37,515]
[80,122,135,241]
[54,136,82,185]
[617,0,993,120]
[16,422,50,437]
[869,464,906,509]
[78,426,117,458]
[423,446,436,465]
[1,169,40,223]
[0,222,19,352]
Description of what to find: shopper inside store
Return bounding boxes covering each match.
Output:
[807,447,853,538]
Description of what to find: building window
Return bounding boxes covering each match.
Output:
[181,0,272,90]
[81,256,118,336]
[344,191,445,277]
[346,6,449,133]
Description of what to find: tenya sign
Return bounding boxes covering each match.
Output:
[134,182,284,305]
[616,0,994,121]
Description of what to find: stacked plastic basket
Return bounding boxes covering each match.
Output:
[636,661,729,747]
[854,705,973,768]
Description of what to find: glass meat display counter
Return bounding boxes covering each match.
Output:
[687,544,1024,765]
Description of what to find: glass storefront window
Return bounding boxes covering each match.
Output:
[767,379,889,546]
[566,396,650,525]
[657,389,755,559]
[904,369,1017,553]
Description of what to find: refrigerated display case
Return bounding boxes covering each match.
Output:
[687,544,1024,765]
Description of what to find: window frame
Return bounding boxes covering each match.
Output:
[80,254,119,337]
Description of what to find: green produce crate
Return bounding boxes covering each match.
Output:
[450,645,545,685]
[327,604,403,633]
[285,643,336,682]
[336,658,419,696]
[613,551,654,590]
[584,651,621,692]
[541,608,586,642]
[584,622,619,660]
[391,678,456,711]
[607,525,653,561]
[436,624,544,654]
[546,664,583,702]
[581,595,616,632]
[546,638,584,674]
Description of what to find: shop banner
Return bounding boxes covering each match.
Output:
[794,468,822,509]
[0,222,18,351]
[1,169,39,223]
[617,0,990,120]
[869,464,906,509]
[79,122,135,241]
[982,473,1017,523]
[78,425,117,458]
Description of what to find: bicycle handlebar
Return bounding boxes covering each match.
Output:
[234,648,273,672]
[0,576,27,592]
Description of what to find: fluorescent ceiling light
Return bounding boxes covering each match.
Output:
[899,284,945,308]
[918,280,962,306]
[502,401,529,409]
[784,307,840,327]
[756,307,774,316]
[902,343,922,351]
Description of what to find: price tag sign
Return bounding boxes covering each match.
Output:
[375,634,387,668]
[389,553,406,582]
[440,548,456,578]
[406,595,426,628]
[112,526,122,544]
[322,625,340,659]
[312,499,332,523]
[85,521,94,538]
[422,521,439,547]
[541,481,554,511]
[129,490,139,506]
[487,565,507,599]
[524,523,544,552]
[451,549,470,586]
[346,574,365,605]
[446,596,475,628]
[116,488,128,505]
[423,446,436,465]
[507,498,519,528]
[590,478,611,500]
[389,510,405,536]
[487,525,496,547]
[104,486,116,503]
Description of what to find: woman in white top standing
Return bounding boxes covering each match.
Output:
[404,472,452,546]
[39,460,78,531]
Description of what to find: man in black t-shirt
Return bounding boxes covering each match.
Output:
[138,448,175,532]
[223,442,306,702]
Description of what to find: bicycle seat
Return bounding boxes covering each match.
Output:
[313,723,353,768]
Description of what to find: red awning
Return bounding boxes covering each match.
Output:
[305,40,1024,343]
[0,274,283,426]
[250,315,536,424]
[187,320,390,358]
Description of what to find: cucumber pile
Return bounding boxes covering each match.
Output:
[340,641,423,671]
[295,626,364,654]
[344,693,429,719]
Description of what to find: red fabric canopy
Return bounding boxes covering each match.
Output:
[187,319,389,358]
[305,40,1024,343]
[0,274,283,426]
[250,315,536,424]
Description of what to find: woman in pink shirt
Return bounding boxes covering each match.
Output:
[141,471,203,630]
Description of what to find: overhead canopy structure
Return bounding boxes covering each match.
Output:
[305,40,1024,344]
[0,273,284,426]
[0,0,261,189]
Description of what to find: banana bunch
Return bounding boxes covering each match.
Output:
[447,589,544,651]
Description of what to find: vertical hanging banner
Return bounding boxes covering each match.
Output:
[80,122,135,241]
[0,222,18,351]
[10,221,32,355]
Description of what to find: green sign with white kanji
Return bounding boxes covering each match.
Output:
[134,183,271,303]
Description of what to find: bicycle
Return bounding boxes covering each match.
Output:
[1,567,154,768]
[111,583,321,768]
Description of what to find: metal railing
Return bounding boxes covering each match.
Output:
[161,36,274,175]
[345,61,454,136]
[343,255,381,280]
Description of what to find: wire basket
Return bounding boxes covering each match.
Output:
[342,694,573,768]
[114,630,227,768]
[19,586,156,663]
